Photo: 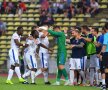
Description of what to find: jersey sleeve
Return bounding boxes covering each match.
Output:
[13,34,19,40]
[103,34,108,45]
[98,35,103,44]
[48,29,63,37]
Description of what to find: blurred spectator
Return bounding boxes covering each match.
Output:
[12,3,17,14]
[1,0,17,14]
[5,0,14,14]
[41,0,49,11]
[19,1,27,12]
[1,0,7,14]
[67,3,76,18]
[57,1,65,14]
[0,19,6,36]
[64,10,69,18]
[39,11,47,25]
[52,1,58,14]
[46,13,54,25]
[77,0,90,14]
[90,0,99,16]
[17,6,23,18]
[48,4,54,14]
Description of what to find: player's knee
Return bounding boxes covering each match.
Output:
[15,63,19,67]
[31,68,37,72]
[11,65,15,70]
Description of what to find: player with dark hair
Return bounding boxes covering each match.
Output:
[22,30,52,84]
[81,25,98,86]
[99,22,108,90]
[68,29,86,86]
[46,26,70,85]
[6,26,27,84]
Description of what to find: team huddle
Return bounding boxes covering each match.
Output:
[5,23,108,90]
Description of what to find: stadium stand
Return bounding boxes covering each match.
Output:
[0,0,108,68]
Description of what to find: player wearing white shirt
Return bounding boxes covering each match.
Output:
[22,26,40,83]
[35,26,51,85]
[6,26,26,84]
[22,30,51,84]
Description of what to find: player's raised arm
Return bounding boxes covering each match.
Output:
[47,26,63,37]
[81,34,93,42]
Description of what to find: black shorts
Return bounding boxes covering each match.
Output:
[102,52,108,69]
[100,52,108,73]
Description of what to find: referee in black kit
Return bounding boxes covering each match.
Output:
[99,22,108,90]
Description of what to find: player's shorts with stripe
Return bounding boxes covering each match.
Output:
[25,52,37,69]
[80,56,87,71]
[39,52,49,68]
[69,58,81,70]
[99,52,108,73]
[102,52,108,69]
[9,48,19,66]
[57,52,67,66]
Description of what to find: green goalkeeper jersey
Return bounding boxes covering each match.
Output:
[48,29,66,53]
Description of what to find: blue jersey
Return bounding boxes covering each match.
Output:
[103,32,108,52]
[70,38,86,58]
[96,36,102,54]
[98,34,104,45]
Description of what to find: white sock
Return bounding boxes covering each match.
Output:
[35,69,42,77]
[85,69,90,83]
[74,78,77,83]
[7,69,14,80]
[22,70,31,78]
[69,70,74,84]
[94,71,99,85]
[31,71,35,83]
[23,69,29,81]
[98,73,102,83]
[15,67,21,79]
[90,68,95,85]
[43,72,48,82]
[79,70,86,84]
[102,79,105,85]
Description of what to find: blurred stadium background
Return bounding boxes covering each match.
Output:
[0,0,108,74]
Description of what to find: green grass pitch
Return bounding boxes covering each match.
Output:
[0,76,100,90]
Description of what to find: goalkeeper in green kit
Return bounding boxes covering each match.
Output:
[47,26,70,85]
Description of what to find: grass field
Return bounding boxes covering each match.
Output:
[0,75,101,90]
